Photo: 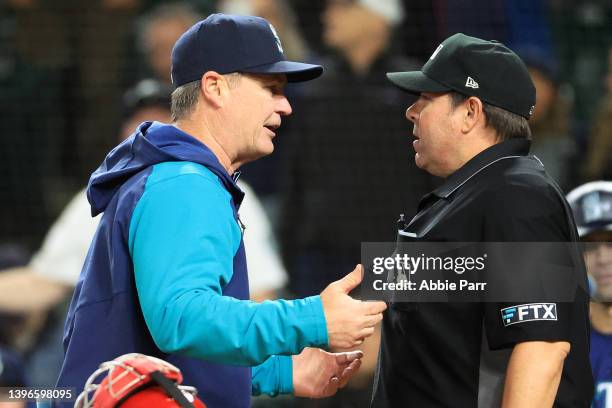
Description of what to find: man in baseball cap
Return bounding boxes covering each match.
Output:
[567,181,612,408]
[371,33,593,407]
[56,13,388,408]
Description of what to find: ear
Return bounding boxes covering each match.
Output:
[201,71,229,108]
[461,96,484,133]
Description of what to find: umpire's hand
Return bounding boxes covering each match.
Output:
[320,265,387,350]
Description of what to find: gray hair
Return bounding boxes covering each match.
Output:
[449,92,532,141]
[170,73,242,121]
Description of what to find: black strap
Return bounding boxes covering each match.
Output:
[150,371,195,408]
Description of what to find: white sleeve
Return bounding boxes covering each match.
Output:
[237,181,288,293]
[29,188,101,285]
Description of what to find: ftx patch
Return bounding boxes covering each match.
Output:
[500,303,557,327]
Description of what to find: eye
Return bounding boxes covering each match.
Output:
[266,84,284,95]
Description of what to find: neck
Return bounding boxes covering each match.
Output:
[447,132,498,177]
[591,302,612,334]
[174,118,236,174]
[343,31,388,76]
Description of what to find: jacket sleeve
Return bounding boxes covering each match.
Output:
[128,171,328,367]
[252,355,293,396]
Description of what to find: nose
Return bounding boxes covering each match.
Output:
[405,102,419,123]
[276,95,293,116]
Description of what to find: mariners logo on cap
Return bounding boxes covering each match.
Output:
[583,192,611,223]
[268,23,283,54]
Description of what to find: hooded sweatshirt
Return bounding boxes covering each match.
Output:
[56,122,328,407]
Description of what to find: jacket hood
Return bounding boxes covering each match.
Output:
[87,121,244,216]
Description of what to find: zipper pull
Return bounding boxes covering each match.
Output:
[237,215,246,234]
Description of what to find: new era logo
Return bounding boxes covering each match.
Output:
[465,76,479,89]
[501,303,557,327]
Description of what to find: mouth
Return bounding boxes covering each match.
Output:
[596,275,612,285]
[264,124,280,136]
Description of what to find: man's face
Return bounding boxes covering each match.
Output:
[323,0,373,51]
[583,232,612,302]
[405,92,462,177]
[225,73,292,163]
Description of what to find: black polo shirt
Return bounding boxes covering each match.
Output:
[371,139,593,407]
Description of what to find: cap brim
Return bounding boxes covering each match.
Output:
[578,224,612,238]
[242,60,323,82]
[386,71,450,94]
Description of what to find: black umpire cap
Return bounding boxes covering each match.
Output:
[386,33,536,119]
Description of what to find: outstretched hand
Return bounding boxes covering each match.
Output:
[320,265,387,350]
[293,347,363,398]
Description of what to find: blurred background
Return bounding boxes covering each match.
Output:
[0,0,610,407]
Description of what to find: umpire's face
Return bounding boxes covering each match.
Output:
[405,92,464,178]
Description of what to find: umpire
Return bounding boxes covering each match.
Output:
[371,34,593,407]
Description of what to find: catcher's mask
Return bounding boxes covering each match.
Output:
[75,353,206,408]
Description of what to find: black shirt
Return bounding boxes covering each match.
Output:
[371,139,593,407]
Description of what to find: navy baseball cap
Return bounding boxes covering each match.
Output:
[171,13,323,86]
[386,33,536,119]
[567,181,612,238]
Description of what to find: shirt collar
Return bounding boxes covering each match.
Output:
[432,139,532,199]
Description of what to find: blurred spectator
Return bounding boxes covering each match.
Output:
[584,46,612,182]
[518,47,576,190]
[132,3,202,85]
[567,181,612,408]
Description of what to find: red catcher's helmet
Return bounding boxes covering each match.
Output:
[75,353,206,408]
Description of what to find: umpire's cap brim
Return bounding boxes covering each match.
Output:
[242,60,323,83]
[386,71,450,94]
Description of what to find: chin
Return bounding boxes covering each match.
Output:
[252,146,274,161]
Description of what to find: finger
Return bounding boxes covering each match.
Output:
[357,326,375,340]
[334,350,364,365]
[349,338,364,348]
[323,376,340,398]
[336,264,363,294]
[363,300,387,314]
[338,359,361,388]
[360,313,383,328]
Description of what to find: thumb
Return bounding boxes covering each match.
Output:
[337,264,363,294]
